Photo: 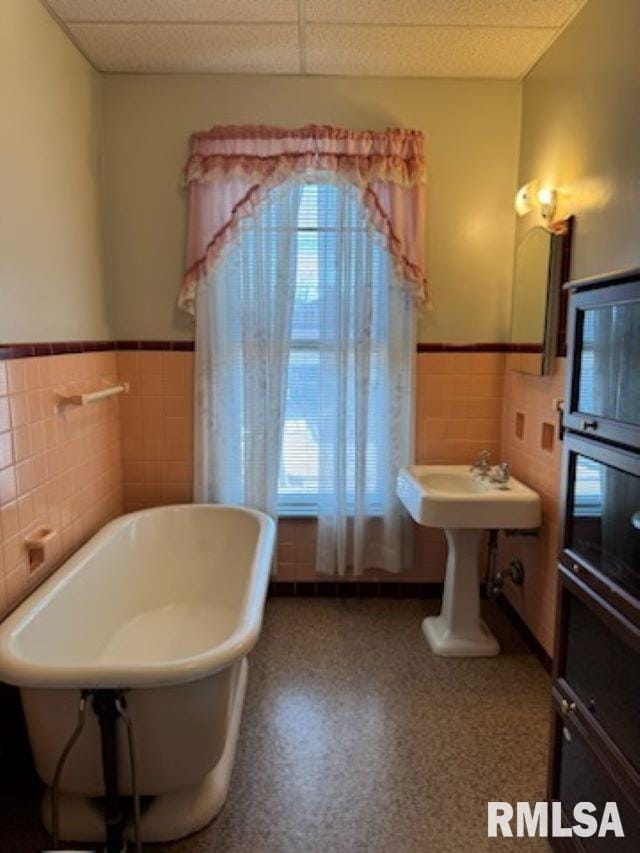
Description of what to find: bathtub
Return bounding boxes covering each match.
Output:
[0,504,275,843]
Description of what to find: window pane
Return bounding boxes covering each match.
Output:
[277,182,388,512]
[279,349,319,499]
[291,230,319,341]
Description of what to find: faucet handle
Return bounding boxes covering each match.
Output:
[472,449,490,466]
[470,449,491,476]
[490,462,510,483]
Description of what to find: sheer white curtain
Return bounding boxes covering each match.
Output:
[194,182,302,517]
[315,180,414,575]
[195,174,413,576]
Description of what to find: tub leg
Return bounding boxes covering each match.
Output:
[93,690,125,853]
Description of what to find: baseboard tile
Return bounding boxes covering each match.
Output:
[497,595,553,673]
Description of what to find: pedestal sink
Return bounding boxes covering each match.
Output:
[397,465,540,657]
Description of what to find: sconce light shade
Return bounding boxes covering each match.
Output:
[514,180,539,216]
[537,187,558,222]
[514,180,559,223]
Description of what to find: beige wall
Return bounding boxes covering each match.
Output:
[101,75,521,342]
[0,0,110,343]
[517,0,640,277]
[502,0,640,655]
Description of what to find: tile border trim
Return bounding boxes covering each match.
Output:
[0,341,195,360]
[497,595,552,672]
[114,340,195,352]
[416,342,543,353]
[0,341,115,359]
[268,580,445,598]
[0,340,541,360]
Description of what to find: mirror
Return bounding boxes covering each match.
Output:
[509,218,573,375]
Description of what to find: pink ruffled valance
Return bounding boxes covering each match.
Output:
[179,125,427,313]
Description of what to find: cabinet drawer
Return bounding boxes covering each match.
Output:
[557,572,640,775]
[550,700,640,852]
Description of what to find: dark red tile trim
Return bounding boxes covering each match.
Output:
[0,339,541,360]
[0,340,195,360]
[0,341,116,360]
[416,342,543,354]
[114,340,195,352]
[497,595,552,672]
[268,580,445,599]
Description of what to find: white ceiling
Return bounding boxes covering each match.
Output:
[43,0,587,78]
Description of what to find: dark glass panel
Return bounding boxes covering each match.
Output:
[557,721,640,851]
[563,595,640,771]
[577,301,640,424]
[568,454,640,600]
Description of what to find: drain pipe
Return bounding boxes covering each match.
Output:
[93,690,126,853]
[486,529,531,598]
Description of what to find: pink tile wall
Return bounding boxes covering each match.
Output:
[498,356,565,655]
[416,352,504,464]
[116,351,194,511]
[1,344,564,654]
[0,354,122,619]
[409,351,505,583]
[111,350,506,583]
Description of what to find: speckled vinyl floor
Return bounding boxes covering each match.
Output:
[1,598,551,853]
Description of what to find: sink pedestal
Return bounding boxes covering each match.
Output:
[422,529,500,657]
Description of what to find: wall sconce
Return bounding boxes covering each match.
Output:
[537,187,557,222]
[514,180,558,223]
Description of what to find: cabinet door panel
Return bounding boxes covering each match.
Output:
[555,713,640,851]
[565,278,640,448]
[576,302,640,424]
[561,593,640,772]
[562,436,640,610]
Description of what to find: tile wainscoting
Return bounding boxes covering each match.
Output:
[0,343,563,655]
[116,350,194,511]
[0,353,122,618]
[497,356,565,657]
[118,349,506,586]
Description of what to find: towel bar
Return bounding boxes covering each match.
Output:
[57,382,129,407]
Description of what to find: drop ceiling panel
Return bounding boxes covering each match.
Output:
[43,0,587,77]
[305,0,583,28]
[306,24,555,78]
[67,23,300,73]
[48,1,298,23]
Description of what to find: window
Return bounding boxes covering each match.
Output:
[276,183,388,515]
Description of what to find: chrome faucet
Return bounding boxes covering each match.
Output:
[470,449,491,479]
[489,462,510,484]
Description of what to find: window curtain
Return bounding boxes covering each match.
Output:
[183,125,427,577]
[180,125,428,313]
[194,182,302,518]
[315,180,413,575]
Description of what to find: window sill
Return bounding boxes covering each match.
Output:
[277,507,386,519]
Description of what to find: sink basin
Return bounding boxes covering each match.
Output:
[396,464,541,658]
[397,465,541,530]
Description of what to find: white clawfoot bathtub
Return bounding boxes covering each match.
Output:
[0,504,275,843]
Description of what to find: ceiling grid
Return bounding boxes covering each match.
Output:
[42,0,587,78]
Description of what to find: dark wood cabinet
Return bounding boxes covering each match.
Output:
[559,434,640,625]
[549,268,640,851]
[550,696,640,853]
[564,269,640,449]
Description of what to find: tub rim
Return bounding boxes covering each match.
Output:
[0,504,275,690]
